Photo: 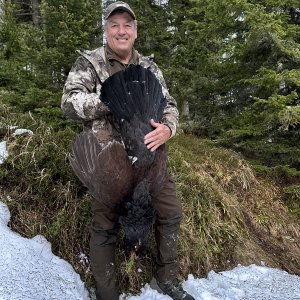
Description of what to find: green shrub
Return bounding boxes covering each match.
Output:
[282,185,300,218]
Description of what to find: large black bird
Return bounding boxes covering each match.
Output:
[69,65,168,256]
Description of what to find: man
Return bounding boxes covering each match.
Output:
[61,2,194,300]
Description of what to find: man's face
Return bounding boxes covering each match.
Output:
[105,12,137,59]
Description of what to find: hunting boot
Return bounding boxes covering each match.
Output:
[150,277,195,300]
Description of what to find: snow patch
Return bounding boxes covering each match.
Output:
[0,140,8,165]
[0,201,89,300]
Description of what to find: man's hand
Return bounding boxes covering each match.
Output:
[144,119,171,152]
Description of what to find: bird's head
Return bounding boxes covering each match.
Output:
[119,180,155,257]
[121,221,152,257]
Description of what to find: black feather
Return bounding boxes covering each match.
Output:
[101,65,166,167]
[118,180,155,255]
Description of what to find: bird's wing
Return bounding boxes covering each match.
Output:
[69,132,133,206]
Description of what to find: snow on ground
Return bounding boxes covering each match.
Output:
[182,265,300,300]
[0,125,33,165]
[122,265,300,300]
[1,201,300,300]
[0,201,89,300]
[0,141,8,165]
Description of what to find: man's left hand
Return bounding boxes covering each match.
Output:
[144,119,171,152]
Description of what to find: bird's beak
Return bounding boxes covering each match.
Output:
[130,250,138,259]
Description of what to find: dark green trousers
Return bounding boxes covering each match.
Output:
[89,175,183,300]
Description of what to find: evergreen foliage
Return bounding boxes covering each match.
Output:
[0,0,101,101]
[172,0,300,185]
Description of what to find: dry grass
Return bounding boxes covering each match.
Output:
[169,134,300,277]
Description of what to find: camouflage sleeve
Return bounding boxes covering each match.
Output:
[149,62,179,138]
[61,56,110,121]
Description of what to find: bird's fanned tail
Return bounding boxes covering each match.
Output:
[100,65,167,167]
[101,65,166,123]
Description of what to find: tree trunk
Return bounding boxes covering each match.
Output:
[32,0,39,26]
[182,100,190,119]
[0,0,4,18]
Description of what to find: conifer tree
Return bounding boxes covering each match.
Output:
[0,0,101,111]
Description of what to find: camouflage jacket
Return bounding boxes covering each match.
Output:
[61,46,179,146]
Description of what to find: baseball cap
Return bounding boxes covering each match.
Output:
[104,1,136,20]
